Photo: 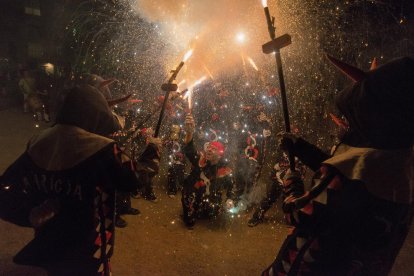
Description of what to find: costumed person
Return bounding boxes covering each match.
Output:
[248,153,305,227]
[0,84,161,275]
[262,56,414,275]
[181,114,236,228]
[193,86,231,152]
[130,91,183,202]
[165,124,186,197]
[82,73,138,227]
[19,69,49,122]
[233,105,272,203]
[131,127,161,202]
[140,90,187,200]
[82,73,114,99]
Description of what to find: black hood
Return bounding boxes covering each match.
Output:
[56,85,122,136]
[336,57,414,149]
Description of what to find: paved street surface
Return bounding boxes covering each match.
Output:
[0,107,413,275]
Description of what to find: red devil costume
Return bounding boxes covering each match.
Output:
[233,106,272,200]
[82,73,139,227]
[181,139,236,228]
[0,85,159,275]
[248,154,306,227]
[263,56,414,275]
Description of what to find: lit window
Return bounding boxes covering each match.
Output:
[24,0,41,16]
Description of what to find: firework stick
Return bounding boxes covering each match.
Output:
[129,89,188,139]
[154,50,193,137]
[261,1,295,171]
[187,90,192,115]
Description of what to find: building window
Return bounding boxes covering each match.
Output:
[24,0,41,16]
[28,43,43,58]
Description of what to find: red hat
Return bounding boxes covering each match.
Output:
[209,141,225,156]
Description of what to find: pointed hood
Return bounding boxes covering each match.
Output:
[326,54,366,82]
[82,74,114,99]
[55,85,122,136]
[330,56,414,149]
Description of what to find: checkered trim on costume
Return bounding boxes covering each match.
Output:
[93,186,115,276]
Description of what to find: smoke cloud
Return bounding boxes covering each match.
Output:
[131,0,275,84]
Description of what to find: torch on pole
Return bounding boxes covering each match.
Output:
[154,49,193,137]
[261,0,295,171]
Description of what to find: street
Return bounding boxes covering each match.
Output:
[0,107,413,275]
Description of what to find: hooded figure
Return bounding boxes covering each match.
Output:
[0,84,159,275]
[56,84,122,136]
[263,57,414,276]
[82,74,115,100]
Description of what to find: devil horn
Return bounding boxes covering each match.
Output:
[100,78,117,88]
[107,94,132,106]
[370,57,378,71]
[326,54,366,82]
[329,113,349,130]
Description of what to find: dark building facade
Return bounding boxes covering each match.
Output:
[0,0,81,73]
[0,0,84,108]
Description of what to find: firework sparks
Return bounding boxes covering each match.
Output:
[66,0,412,159]
[247,56,259,71]
[186,75,207,111]
[203,64,214,79]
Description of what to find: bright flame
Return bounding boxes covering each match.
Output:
[262,0,268,8]
[183,49,193,62]
[247,57,259,71]
[236,32,246,44]
[182,90,190,99]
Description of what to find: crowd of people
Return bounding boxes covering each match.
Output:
[0,65,57,120]
[0,54,413,275]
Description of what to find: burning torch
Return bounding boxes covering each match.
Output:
[261,0,295,171]
[154,49,193,137]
